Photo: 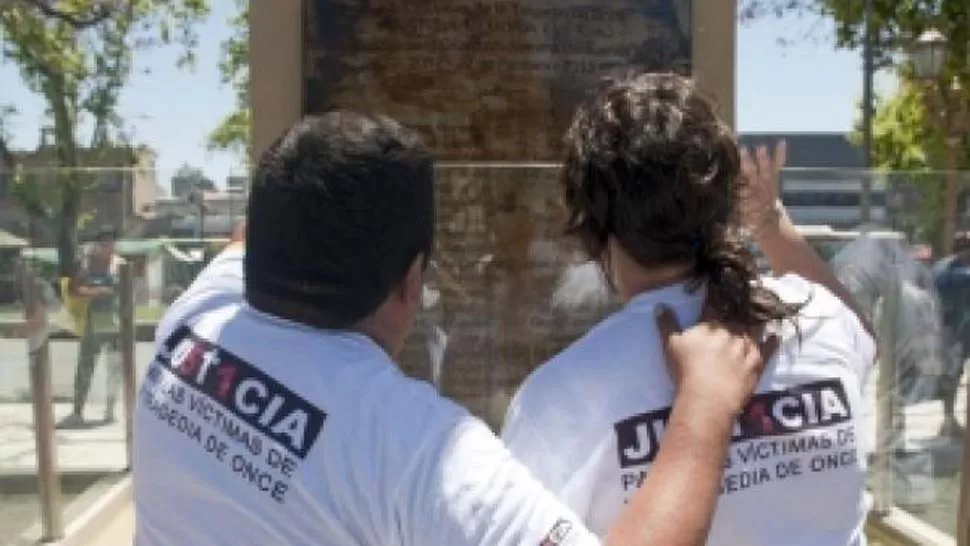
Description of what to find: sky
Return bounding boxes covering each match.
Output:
[0,3,899,192]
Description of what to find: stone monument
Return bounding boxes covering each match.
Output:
[303,0,691,160]
[250,0,735,428]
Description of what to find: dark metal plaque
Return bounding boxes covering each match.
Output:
[303,0,691,160]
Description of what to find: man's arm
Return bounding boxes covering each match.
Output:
[740,143,876,339]
[404,312,774,546]
[606,308,775,546]
[755,214,876,340]
[154,244,246,344]
[68,272,111,298]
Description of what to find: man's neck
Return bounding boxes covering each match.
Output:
[617,263,695,304]
[354,314,401,359]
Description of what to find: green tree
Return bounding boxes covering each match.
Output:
[743,0,969,251]
[207,0,249,161]
[0,104,15,168]
[1,0,116,29]
[0,0,210,275]
[851,78,970,248]
[851,81,939,244]
[741,0,968,60]
[740,1,969,99]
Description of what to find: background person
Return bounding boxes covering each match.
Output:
[933,249,970,438]
[16,259,59,354]
[502,73,876,546]
[58,227,124,428]
[134,112,777,546]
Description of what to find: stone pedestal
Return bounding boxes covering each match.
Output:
[251,0,736,427]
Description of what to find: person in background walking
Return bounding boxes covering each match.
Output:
[58,227,125,428]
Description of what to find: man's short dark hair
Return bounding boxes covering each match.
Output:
[245,112,435,329]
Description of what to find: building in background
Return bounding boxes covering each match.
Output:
[0,128,159,244]
[739,132,887,229]
[170,164,217,198]
[139,190,247,239]
[225,175,249,194]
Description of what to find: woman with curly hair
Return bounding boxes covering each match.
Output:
[503,72,876,546]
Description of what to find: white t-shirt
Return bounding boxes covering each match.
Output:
[133,248,600,546]
[503,274,875,546]
[154,245,246,344]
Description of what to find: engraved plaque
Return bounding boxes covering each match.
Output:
[303,0,692,160]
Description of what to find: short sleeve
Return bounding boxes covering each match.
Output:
[395,417,599,546]
[502,390,566,495]
[155,247,245,344]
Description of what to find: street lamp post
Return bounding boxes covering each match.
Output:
[186,187,207,260]
[910,29,968,256]
[910,31,970,546]
[860,0,875,225]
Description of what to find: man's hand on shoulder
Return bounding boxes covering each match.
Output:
[605,307,780,546]
[656,306,779,417]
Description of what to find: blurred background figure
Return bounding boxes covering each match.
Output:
[57,227,125,429]
[15,259,59,355]
[932,249,970,439]
[831,235,945,406]
[830,233,945,507]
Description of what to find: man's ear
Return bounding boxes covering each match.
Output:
[395,254,425,305]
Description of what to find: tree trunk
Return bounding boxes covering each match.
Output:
[51,94,80,278]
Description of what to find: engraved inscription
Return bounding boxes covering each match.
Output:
[304,0,691,160]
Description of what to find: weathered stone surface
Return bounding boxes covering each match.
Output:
[397,165,617,428]
[303,0,690,426]
[304,0,691,160]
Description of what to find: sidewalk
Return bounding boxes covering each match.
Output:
[76,502,133,546]
[0,402,128,474]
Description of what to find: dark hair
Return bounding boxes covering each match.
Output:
[244,112,435,329]
[94,226,118,242]
[560,72,801,326]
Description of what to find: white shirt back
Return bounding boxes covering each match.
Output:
[502,274,875,546]
[134,248,601,546]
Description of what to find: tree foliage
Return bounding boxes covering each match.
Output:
[853,82,936,172]
[206,0,249,161]
[0,104,15,167]
[0,0,209,273]
[740,0,969,80]
[849,77,970,247]
[1,0,115,29]
[744,0,970,249]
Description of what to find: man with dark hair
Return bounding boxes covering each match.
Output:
[134,111,775,546]
[59,226,124,428]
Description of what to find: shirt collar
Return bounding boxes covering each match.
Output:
[624,279,706,313]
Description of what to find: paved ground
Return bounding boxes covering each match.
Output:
[80,502,133,546]
[0,340,153,474]
[0,339,155,403]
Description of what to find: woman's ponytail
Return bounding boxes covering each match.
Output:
[695,233,803,326]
